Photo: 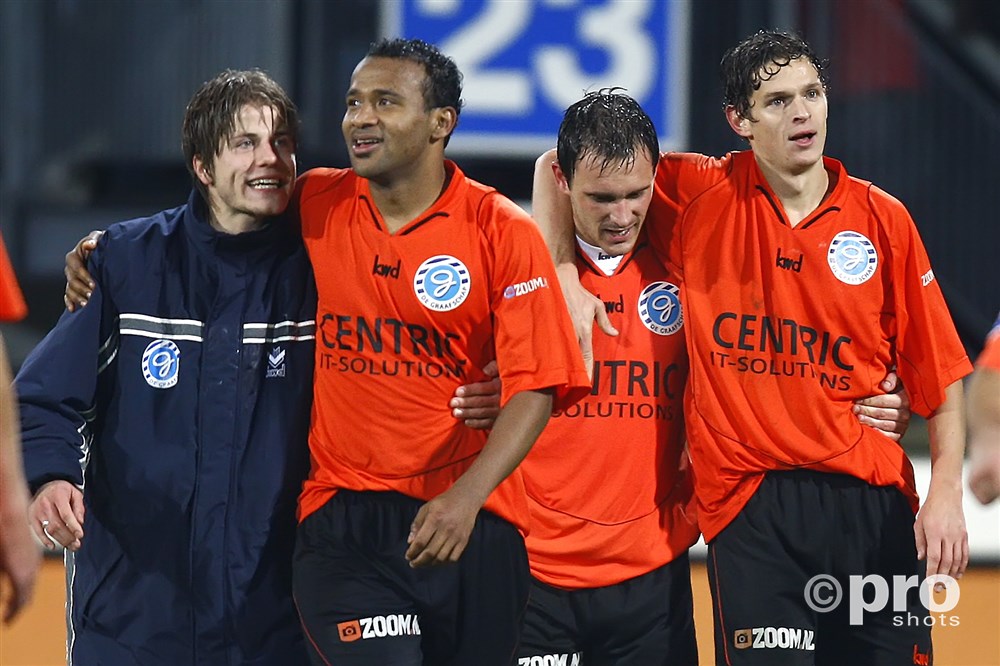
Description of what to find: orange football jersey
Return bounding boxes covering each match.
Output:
[656,151,972,541]
[296,161,590,532]
[523,240,698,589]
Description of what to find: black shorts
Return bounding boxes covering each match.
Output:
[518,552,697,666]
[293,490,529,666]
[708,470,933,665]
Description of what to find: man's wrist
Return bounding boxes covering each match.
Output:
[927,472,964,497]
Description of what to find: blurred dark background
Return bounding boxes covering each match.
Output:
[2,0,998,373]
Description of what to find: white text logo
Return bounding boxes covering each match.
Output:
[518,654,582,666]
[804,573,961,626]
[734,627,815,650]
[504,276,549,298]
[337,614,421,642]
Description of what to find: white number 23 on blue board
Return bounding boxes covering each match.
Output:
[384,0,689,156]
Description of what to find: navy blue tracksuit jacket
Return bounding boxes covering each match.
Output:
[17,191,316,665]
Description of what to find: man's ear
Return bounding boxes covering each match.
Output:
[726,105,753,140]
[192,156,213,186]
[552,161,571,195]
[430,106,458,142]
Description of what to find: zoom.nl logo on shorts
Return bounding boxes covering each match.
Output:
[804,574,961,628]
[337,614,421,642]
[734,626,815,651]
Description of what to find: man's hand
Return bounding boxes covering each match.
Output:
[914,483,968,581]
[28,481,85,552]
[556,263,617,379]
[916,379,968,582]
[853,371,910,441]
[451,361,500,430]
[0,494,41,624]
[405,487,480,568]
[413,389,552,568]
[64,231,102,311]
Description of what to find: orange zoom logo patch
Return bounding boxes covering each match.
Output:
[734,629,752,649]
[338,620,362,642]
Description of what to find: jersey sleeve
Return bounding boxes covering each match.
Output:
[875,189,973,415]
[294,168,351,241]
[483,195,590,408]
[0,233,27,321]
[16,236,118,492]
[647,151,732,272]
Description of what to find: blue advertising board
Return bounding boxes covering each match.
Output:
[382,0,690,156]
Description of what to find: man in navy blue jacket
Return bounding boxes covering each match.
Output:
[17,69,314,666]
[17,69,498,666]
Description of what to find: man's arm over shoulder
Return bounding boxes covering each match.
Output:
[530,149,617,368]
[646,151,735,269]
[531,149,576,265]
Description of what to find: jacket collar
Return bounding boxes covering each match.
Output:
[182,189,294,260]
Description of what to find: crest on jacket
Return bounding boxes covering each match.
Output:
[142,339,180,388]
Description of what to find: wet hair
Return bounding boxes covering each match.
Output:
[181,69,299,199]
[556,88,659,186]
[720,30,829,120]
[366,38,463,143]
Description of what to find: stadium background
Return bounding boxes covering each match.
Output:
[0,0,997,664]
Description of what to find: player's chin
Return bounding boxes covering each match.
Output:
[347,156,378,178]
[251,197,291,218]
[620,238,639,254]
[604,237,636,256]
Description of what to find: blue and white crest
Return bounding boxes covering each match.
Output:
[413,255,471,311]
[638,281,683,336]
[141,339,180,389]
[827,231,878,285]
